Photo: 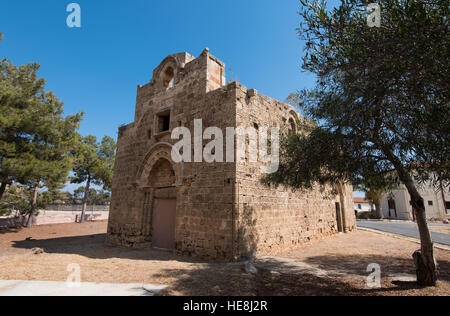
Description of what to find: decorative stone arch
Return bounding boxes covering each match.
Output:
[151,56,181,89]
[284,109,300,134]
[135,142,184,189]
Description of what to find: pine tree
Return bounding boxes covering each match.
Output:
[20,91,82,227]
[71,135,116,223]
[0,60,43,199]
[0,184,51,217]
[0,59,82,226]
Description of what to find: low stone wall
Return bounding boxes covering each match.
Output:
[44,205,110,212]
[0,213,109,228]
[0,216,26,228]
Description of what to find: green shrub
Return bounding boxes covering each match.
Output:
[356,210,378,220]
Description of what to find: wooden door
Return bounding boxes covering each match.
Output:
[152,198,176,250]
[335,202,344,233]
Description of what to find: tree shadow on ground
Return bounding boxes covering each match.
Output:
[8,232,450,295]
[256,253,449,282]
[303,254,450,282]
[155,257,450,296]
[155,264,365,296]
[10,234,205,263]
[0,227,23,234]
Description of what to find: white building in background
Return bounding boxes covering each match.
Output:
[354,197,375,213]
[381,180,450,221]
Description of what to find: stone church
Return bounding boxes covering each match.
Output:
[107,49,356,260]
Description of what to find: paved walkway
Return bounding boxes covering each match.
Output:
[0,280,167,296]
[357,220,450,246]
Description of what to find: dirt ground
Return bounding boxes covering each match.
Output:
[0,221,449,296]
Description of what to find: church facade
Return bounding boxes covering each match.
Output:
[107,49,356,260]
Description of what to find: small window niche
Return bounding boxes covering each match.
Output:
[163,66,175,89]
[156,111,171,134]
[288,117,296,135]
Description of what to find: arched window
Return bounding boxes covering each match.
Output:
[288,117,296,135]
[162,66,175,89]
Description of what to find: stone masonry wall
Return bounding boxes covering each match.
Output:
[108,49,356,261]
[233,83,356,258]
[108,50,238,259]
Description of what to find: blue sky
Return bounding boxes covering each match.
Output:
[0,0,318,140]
[1,0,362,196]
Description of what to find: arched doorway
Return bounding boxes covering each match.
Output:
[149,158,176,188]
[148,158,177,250]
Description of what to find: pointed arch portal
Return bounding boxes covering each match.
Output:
[136,143,183,250]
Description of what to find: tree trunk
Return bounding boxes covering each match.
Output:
[412,204,438,286]
[337,182,348,232]
[405,181,438,286]
[440,180,447,216]
[80,176,91,223]
[383,150,438,286]
[26,183,39,228]
[375,201,383,219]
[0,181,7,200]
